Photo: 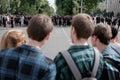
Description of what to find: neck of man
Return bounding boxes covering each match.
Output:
[73,38,88,46]
[97,43,107,52]
[27,39,44,49]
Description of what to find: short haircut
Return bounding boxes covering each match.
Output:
[27,14,53,41]
[93,23,112,45]
[111,26,118,39]
[0,29,25,50]
[71,13,95,39]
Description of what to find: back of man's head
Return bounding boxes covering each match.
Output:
[27,14,53,42]
[93,23,112,45]
[71,13,95,39]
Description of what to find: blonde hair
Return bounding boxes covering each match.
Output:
[0,29,26,50]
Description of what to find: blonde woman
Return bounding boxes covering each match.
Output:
[0,29,26,50]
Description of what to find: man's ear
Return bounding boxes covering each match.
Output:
[45,33,51,40]
[71,26,75,35]
[23,40,26,44]
[115,35,119,42]
[92,35,98,42]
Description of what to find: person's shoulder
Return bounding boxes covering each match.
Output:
[0,48,14,51]
[0,48,15,55]
[108,43,120,56]
[45,57,55,65]
[53,51,66,68]
[45,57,56,69]
[0,48,18,62]
[112,43,120,47]
[54,52,62,62]
[109,42,120,46]
[102,44,114,53]
[13,44,39,55]
[102,61,120,79]
[108,64,120,73]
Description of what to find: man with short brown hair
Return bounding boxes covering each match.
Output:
[27,14,53,42]
[54,13,105,80]
[91,23,112,52]
[91,23,120,80]
[0,14,56,80]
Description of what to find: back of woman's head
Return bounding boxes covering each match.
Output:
[0,29,25,50]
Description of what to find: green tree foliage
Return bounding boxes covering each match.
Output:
[55,0,104,16]
[9,0,21,14]
[0,0,8,13]
[83,0,104,14]
[0,0,54,15]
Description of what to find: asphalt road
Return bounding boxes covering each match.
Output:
[0,26,120,59]
[0,26,71,59]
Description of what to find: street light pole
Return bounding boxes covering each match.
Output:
[106,0,108,13]
[80,0,83,13]
[8,0,10,13]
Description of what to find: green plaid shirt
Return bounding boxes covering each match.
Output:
[54,45,104,80]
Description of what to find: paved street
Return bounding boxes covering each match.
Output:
[0,26,72,59]
[0,26,120,59]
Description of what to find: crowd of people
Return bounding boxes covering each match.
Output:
[52,15,120,28]
[51,15,72,26]
[0,13,120,80]
[0,14,31,28]
[95,16,120,29]
[0,14,120,29]
[51,14,120,28]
